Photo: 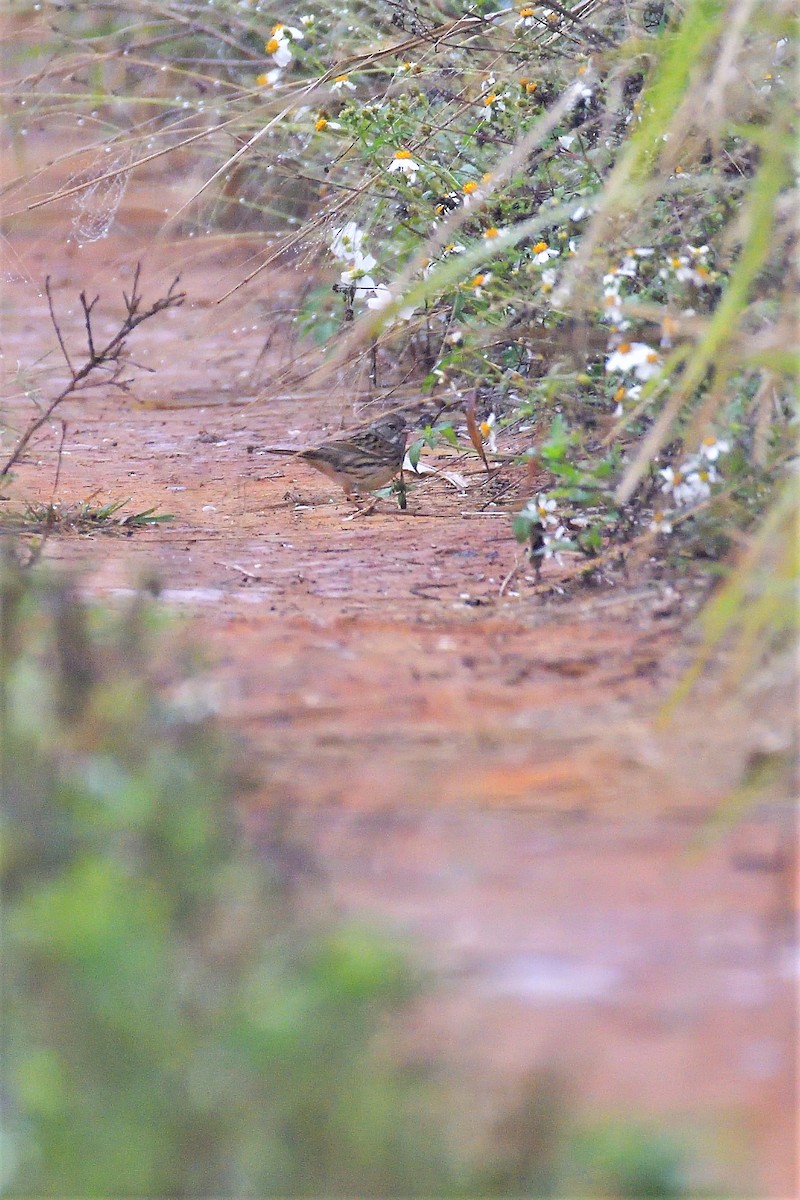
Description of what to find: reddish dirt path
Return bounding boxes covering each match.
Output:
[2,203,796,1192]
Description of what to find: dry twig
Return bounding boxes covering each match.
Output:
[1,264,185,480]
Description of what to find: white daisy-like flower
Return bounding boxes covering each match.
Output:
[363,284,415,321]
[466,272,492,298]
[520,492,560,528]
[602,285,623,324]
[531,241,558,265]
[534,493,560,527]
[605,341,661,381]
[541,267,557,291]
[480,413,498,453]
[331,222,366,261]
[338,244,378,286]
[482,91,507,120]
[684,464,718,501]
[331,73,356,92]
[257,67,283,87]
[649,511,673,534]
[542,525,569,560]
[387,149,420,183]
[515,6,537,31]
[340,267,376,292]
[698,435,730,462]
[663,253,713,287]
[659,461,711,507]
[265,23,304,69]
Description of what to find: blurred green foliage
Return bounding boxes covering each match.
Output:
[0,548,715,1197]
[0,549,455,1196]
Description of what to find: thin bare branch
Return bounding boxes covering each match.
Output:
[1,265,185,481]
[45,277,75,379]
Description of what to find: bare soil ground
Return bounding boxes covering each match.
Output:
[2,167,796,1193]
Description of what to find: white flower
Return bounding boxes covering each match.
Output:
[265,23,304,69]
[482,91,508,120]
[602,285,623,324]
[698,435,730,462]
[541,267,557,290]
[535,493,560,527]
[684,464,718,501]
[662,246,713,287]
[466,272,492,298]
[331,222,366,261]
[340,267,376,292]
[339,246,378,288]
[558,134,576,150]
[520,492,560,528]
[480,413,498,453]
[515,7,537,31]
[605,341,661,381]
[542,525,568,560]
[387,149,420,183]
[532,241,558,265]
[659,458,716,507]
[649,511,673,534]
[331,73,356,92]
[363,284,415,321]
[659,466,695,507]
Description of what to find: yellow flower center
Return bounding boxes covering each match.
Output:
[266,38,280,54]
[394,149,412,159]
[463,181,479,195]
[481,172,492,184]
[334,74,349,83]
[614,386,626,402]
[519,7,535,16]
[617,342,632,354]
[315,117,328,131]
[256,73,269,86]
[484,93,498,106]
[532,241,548,254]
[484,226,500,239]
[471,274,486,288]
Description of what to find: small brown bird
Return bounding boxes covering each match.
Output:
[260,412,408,497]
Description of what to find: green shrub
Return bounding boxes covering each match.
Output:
[0,551,455,1196]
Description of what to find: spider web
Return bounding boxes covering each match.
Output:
[69,145,134,242]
